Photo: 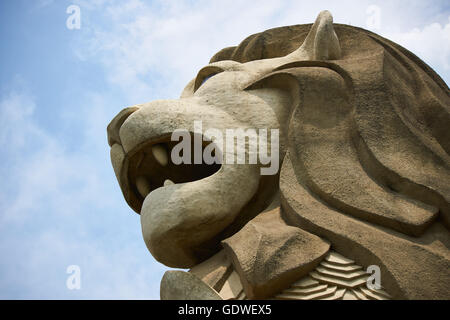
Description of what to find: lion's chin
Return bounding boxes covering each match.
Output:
[139,163,261,268]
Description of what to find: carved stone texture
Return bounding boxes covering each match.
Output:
[160,270,222,300]
[276,251,391,300]
[189,249,232,291]
[281,155,450,299]
[107,9,450,299]
[222,208,330,299]
[186,248,392,300]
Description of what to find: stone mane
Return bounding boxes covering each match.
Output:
[107,11,450,300]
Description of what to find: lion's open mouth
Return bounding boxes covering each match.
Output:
[127,135,222,205]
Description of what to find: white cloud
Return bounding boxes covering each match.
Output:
[75,0,449,106]
[64,0,449,298]
[75,0,286,102]
[0,86,97,224]
[0,81,168,299]
[2,0,448,300]
[0,83,47,154]
[37,0,55,8]
[388,17,450,73]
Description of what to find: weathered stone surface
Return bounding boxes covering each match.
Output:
[107,10,450,299]
[274,250,392,300]
[218,271,244,300]
[222,208,330,299]
[325,251,355,266]
[107,106,140,147]
[281,155,450,299]
[189,250,232,291]
[160,270,222,300]
[284,284,328,295]
[292,276,319,289]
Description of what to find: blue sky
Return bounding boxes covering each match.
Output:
[0,0,449,299]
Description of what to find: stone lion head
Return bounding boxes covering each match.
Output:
[107,11,449,297]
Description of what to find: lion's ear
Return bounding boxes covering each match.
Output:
[289,10,341,61]
[245,72,300,102]
[245,71,302,127]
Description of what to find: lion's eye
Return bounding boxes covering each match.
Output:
[200,74,217,87]
[194,66,224,92]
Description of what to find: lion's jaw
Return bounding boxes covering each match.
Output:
[140,158,261,268]
[108,10,342,268]
[110,74,290,267]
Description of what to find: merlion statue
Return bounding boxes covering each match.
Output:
[107,11,450,300]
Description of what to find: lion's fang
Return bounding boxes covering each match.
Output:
[164,179,175,186]
[152,144,169,166]
[136,176,151,198]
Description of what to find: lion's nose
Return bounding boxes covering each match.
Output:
[107,106,140,147]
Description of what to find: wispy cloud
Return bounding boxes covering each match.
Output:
[0,0,448,300]
[75,0,449,106]
[0,79,166,299]
[389,17,450,72]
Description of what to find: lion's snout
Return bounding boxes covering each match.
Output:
[107,105,139,148]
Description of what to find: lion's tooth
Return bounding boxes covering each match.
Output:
[164,179,174,186]
[136,176,151,198]
[110,143,125,182]
[152,144,168,166]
